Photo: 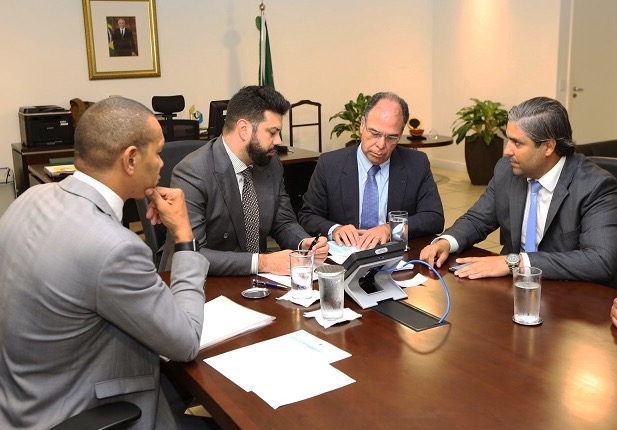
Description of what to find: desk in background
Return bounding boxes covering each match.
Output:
[12,142,74,197]
[164,236,617,430]
[398,134,453,149]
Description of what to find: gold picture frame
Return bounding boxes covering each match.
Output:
[82,0,160,80]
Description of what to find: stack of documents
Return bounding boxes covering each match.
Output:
[200,295,275,349]
[44,164,76,178]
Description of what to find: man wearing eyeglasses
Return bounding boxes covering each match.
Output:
[299,92,444,250]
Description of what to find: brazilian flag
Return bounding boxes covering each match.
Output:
[107,18,115,57]
[256,16,274,88]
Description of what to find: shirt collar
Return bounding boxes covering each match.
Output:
[222,136,250,174]
[73,170,125,222]
[533,156,566,192]
[356,146,390,173]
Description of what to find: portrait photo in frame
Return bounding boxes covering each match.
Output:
[82,0,160,80]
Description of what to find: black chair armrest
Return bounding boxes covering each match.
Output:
[50,401,141,430]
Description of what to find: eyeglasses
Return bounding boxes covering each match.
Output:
[366,127,400,145]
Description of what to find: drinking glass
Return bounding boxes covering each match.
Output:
[289,250,314,299]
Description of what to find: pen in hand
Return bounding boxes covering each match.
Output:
[308,233,322,251]
[252,279,289,290]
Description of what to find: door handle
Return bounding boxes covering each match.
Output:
[572,86,585,98]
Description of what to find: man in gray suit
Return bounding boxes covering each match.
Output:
[0,97,210,429]
[420,97,617,287]
[159,86,328,276]
[298,92,444,250]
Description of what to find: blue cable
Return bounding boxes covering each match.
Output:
[379,259,451,324]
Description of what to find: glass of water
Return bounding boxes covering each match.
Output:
[315,265,346,320]
[512,267,542,325]
[289,250,314,299]
[388,210,409,251]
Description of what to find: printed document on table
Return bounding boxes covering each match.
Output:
[205,329,355,409]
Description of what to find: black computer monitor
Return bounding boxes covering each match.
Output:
[207,100,229,139]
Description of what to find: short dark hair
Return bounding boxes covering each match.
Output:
[508,97,575,156]
[222,86,290,134]
[74,97,158,172]
[363,92,410,133]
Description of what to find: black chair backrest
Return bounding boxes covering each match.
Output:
[136,139,206,265]
[587,156,617,179]
[158,118,200,142]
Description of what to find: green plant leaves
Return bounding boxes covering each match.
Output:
[451,98,508,146]
[329,93,372,141]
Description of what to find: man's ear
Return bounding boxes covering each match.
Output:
[121,145,139,175]
[237,119,252,141]
[544,139,557,157]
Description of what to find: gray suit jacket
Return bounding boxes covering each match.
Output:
[159,137,308,275]
[445,154,617,286]
[0,176,209,429]
[298,144,444,238]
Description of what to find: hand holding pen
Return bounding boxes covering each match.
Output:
[305,233,329,263]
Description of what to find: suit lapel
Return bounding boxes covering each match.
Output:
[544,156,576,238]
[387,149,406,212]
[341,150,360,226]
[212,140,249,250]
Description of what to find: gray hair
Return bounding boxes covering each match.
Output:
[363,92,410,133]
[508,97,575,156]
[74,97,158,172]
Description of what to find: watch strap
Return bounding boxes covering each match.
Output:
[174,239,198,252]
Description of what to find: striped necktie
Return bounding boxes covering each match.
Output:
[241,168,260,253]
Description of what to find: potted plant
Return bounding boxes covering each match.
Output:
[452,98,509,185]
[329,93,372,144]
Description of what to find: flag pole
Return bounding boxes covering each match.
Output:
[259,1,266,86]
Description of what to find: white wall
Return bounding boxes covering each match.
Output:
[0,0,565,209]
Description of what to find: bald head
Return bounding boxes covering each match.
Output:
[74,97,160,174]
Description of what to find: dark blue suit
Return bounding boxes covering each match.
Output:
[298,144,444,238]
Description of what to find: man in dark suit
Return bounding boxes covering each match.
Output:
[113,18,136,56]
[420,97,617,286]
[298,92,444,250]
[159,85,328,276]
[0,97,210,428]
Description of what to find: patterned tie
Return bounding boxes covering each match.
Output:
[241,168,260,253]
[524,180,542,252]
[360,165,381,229]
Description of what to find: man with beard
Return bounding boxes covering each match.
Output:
[159,86,328,275]
[420,97,617,287]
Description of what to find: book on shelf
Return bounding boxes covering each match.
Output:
[44,164,76,178]
[201,295,275,349]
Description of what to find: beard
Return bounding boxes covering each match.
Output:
[247,131,274,166]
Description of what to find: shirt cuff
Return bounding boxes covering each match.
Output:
[520,252,531,268]
[431,234,459,253]
[327,224,340,241]
[251,253,259,274]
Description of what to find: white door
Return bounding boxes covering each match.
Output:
[567,0,617,144]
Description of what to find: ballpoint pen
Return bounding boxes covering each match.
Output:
[252,279,290,290]
[308,233,322,251]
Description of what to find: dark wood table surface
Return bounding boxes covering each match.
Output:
[398,134,453,149]
[164,237,617,429]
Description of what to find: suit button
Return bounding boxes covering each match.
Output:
[223,233,229,238]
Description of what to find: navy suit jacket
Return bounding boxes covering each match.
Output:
[298,144,444,238]
[445,154,617,286]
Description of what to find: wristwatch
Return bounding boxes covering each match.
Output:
[505,253,520,274]
[174,238,198,252]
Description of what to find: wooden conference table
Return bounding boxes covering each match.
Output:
[164,237,617,430]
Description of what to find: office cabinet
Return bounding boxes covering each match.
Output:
[11,143,74,197]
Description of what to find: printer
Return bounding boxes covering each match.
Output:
[19,105,74,147]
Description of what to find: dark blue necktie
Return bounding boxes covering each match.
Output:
[360,165,381,229]
[524,180,542,252]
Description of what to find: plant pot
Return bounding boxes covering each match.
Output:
[464,136,504,185]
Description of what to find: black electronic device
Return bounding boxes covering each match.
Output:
[19,105,74,147]
[342,241,407,308]
[207,100,229,139]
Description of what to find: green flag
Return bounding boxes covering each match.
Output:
[256,15,274,88]
[106,17,116,57]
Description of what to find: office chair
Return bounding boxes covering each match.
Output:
[288,100,322,152]
[49,401,141,430]
[587,156,617,179]
[136,139,206,266]
[152,95,200,142]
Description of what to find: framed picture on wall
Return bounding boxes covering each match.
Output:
[82,0,160,80]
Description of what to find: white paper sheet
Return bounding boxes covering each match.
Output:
[204,330,355,408]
